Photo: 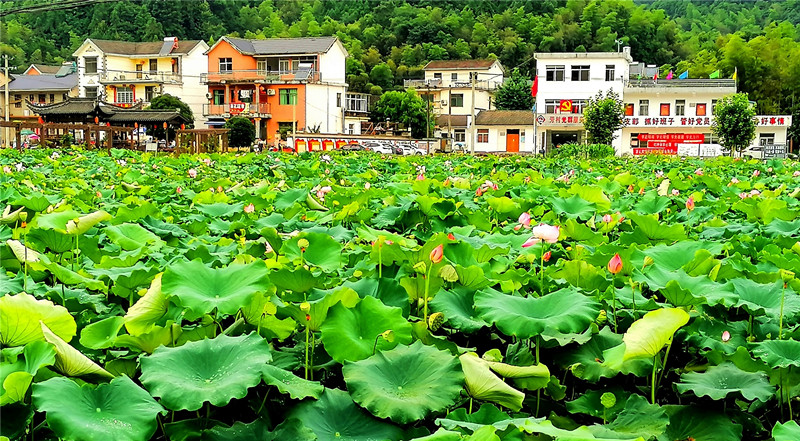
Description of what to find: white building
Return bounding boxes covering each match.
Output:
[73,37,210,126]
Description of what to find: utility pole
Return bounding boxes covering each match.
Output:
[292,89,297,152]
[470,71,476,154]
[426,82,431,154]
[3,54,9,148]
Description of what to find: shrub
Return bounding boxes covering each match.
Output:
[550,143,615,159]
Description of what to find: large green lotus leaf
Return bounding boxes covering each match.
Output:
[261,364,323,399]
[269,267,317,293]
[486,196,519,214]
[484,359,550,391]
[0,372,32,405]
[6,239,42,263]
[632,265,736,306]
[281,232,344,272]
[114,322,182,354]
[196,202,244,218]
[436,403,541,432]
[27,228,74,254]
[557,327,652,381]
[287,388,404,441]
[637,241,724,272]
[12,193,52,212]
[41,323,113,380]
[656,405,741,441]
[343,341,464,424]
[35,209,82,233]
[0,293,76,346]
[565,388,628,419]
[730,278,800,318]
[519,419,644,441]
[0,341,54,405]
[551,260,608,292]
[104,223,163,251]
[409,428,463,441]
[459,352,524,411]
[603,308,689,371]
[592,395,667,440]
[200,418,317,441]
[549,194,596,220]
[475,287,600,339]
[161,260,270,319]
[430,287,489,333]
[33,376,165,441]
[124,274,169,336]
[621,213,686,244]
[140,333,271,411]
[675,363,774,401]
[79,316,125,350]
[633,193,670,215]
[321,296,413,363]
[66,210,112,235]
[753,340,800,368]
[773,421,800,441]
[658,280,706,307]
[343,277,411,316]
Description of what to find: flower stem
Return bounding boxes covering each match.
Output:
[304,323,310,380]
[378,244,382,279]
[651,355,658,405]
[540,245,546,295]
[779,283,786,340]
[424,265,432,326]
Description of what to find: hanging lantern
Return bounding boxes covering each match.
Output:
[180,124,185,130]
[134,122,139,129]
[94,116,99,124]
[163,122,168,129]
[38,116,44,125]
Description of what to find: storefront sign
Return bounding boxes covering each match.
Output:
[676,143,722,157]
[638,133,704,142]
[537,114,585,126]
[625,115,791,128]
[763,144,786,159]
[633,147,677,155]
[230,103,247,114]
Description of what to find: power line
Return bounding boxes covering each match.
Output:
[0,0,116,17]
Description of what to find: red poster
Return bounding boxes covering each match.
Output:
[638,133,704,142]
[229,103,245,114]
[633,147,678,156]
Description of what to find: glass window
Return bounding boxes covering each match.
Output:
[545,65,565,81]
[219,58,232,73]
[660,103,670,116]
[696,103,707,116]
[675,100,685,116]
[13,94,21,108]
[279,88,298,105]
[213,89,225,105]
[336,93,342,107]
[117,86,133,104]
[145,86,155,102]
[172,58,179,74]
[454,129,466,142]
[84,57,97,74]
[450,93,464,108]
[571,65,590,81]
[630,133,639,147]
[433,73,442,80]
[85,87,98,99]
[605,65,615,81]
[451,73,458,80]
[625,103,634,116]
[759,133,775,146]
[37,94,45,103]
[148,59,157,72]
[639,99,649,116]
[477,129,489,143]
[136,64,143,79]
[49,93,55,103]
[572,99,588,114]
[257,60,266,74]
[545,99,559,113]
[711,99,718,115]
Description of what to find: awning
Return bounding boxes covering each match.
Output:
[206,119,226,127]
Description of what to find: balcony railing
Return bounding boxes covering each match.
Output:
[624,78,736,88]
[203,102,272,117]
[201,69,321,84]
[403,78,504,90]
[99,71,181,84]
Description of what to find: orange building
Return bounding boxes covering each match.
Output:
[202,36,348,143]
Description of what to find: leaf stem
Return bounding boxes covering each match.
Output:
[304,322,310,380]
[651,355,658,405]
[779,282,786,340]
[424,264,432,327]
[657,338,674,389]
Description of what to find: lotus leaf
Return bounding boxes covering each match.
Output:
[78,316,125,349]
[603,308,689,370]
[475,287,600,339]
[752,339,800,368]
[124,274,169,336]
[773,421,800,441]
[103,223,163,251]
[261,364,324,399]
[320,296,413,363]
[430,287,489,333]
[730,278,800,318]
[343,341,464,423]
[281,232,344,272]
[519,419,645,441]
[33,376,165,441]
[161,260,270,319]
[459,352,525,411]
[675,363,774,401]
[436,404,541,432]
[41,322,113,379]
[287,388,404,441]
[140,333,271,410]
[656,405,742,441]
[0,293,76,347]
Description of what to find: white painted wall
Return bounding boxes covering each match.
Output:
[304,83,347,133]
[534,52,631,112]
[472,125,536,153]
[318,40,347,84]
[74,40,105,98]
[172,42,209,126]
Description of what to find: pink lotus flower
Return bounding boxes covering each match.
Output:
[203,158,212,166]
[793,170,800,177]
[316,186,332,200]
[671,189,680,196]
[638,187,645,195]
[364,182,371,190]
[481,180,498,191]
[543,251,552,262]
[752,170,760,177]
[176,187,182,194]
[518,212,532,228]
[430,244,444,263]
[523,224,560,246]
[738,192,749,199]
[416,174,425,181]
[695,168,704,176]
[721,330,731,342]
[265,241,274,254]
[443,177,451,187]
[524,176,531,183]
[96,191,102,198]
[730,177,739,184]
[767,167,773,173]
[476,188,484,197]
[655,170,664,178]
[188,168,197,178]
[608,253,623,274]
[217,186,223,193]
[603,214,613,223]
[750,189,761,196]
[244,203,255,213]
[447,233,455,241]
[686,196,695,211]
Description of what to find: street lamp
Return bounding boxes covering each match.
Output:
[615,39,624,52]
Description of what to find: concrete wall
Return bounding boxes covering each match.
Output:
[318,40,347,84]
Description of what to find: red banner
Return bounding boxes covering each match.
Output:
[637,133,704,142]
[230,103,246,114]
[633,147,678,156]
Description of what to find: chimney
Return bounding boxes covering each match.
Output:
[622,46,631,56]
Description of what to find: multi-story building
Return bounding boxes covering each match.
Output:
[202,36,348,144]
[72,37,209,125]
[405,59,505,144]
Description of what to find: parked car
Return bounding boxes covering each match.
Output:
[396,144,428,155]
[341,142,367,152]
[363,141,394,154]
[742,145,764,159]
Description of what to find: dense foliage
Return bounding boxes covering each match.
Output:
[1,148,800,441]
[224,116,256,148]
[492,68,534,111]
[549,143,616,159]
[712,93,757,155]
[370,89,432,139]
[583,91,626,146]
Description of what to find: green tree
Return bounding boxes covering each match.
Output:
[370,89,432,139]
[369,63,394,91]
[582,90,625,146]
[225,116,255,148]
[493,68,534,111]
[711,93,757,156]
[145,93,193,139]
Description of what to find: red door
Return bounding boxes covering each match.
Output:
[506,130,520,152]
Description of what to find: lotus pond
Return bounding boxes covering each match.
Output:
[1,148,800,441]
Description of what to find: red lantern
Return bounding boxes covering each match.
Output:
[94,116,99,124]
[163,122,168,129]
[134,122,139,129]
[38,116,44,125]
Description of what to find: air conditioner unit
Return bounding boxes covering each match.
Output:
[441,100,447,106]
[266,89,276,96]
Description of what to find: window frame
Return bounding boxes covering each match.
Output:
[545,65,565,82]
[85,87,98,99]
[675,99,685,116]
[218,57,233,73]
[454,129,466,142]
[545,99,559,114]
[450,93,464,108]
[605,64,615,81]
[477,129,489,143]
[571,65,590,81]
[116,86,134,104]
[145,86,155,102]
[279,88,298,106]
[639,99,649,116]
[212,89,225,105]
[84,57,98,74]
[759,133,775,146]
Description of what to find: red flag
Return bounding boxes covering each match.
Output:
[530,76,538,98]
[653,72,659,82]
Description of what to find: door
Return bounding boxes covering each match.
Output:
[506,129,520,152]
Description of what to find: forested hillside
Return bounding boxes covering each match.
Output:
[2,0,799,116]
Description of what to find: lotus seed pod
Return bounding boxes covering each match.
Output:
[428,312,445,331]
[300,302,311,312]
[596,310,608,326]
[779,269,795,282]
[600,392,617,409]
[643,256,655,268]
[381,329,395,343]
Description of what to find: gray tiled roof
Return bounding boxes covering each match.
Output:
[0,73,78,92]
[226,36,337,55]
[475,110,535,126]
[90,39,203,55]
[26,64,61,74]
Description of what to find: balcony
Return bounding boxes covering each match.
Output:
[203,102,272,118]
[624,78,736,89]
[201,69,321,84]
[99,71,182,84]
[404,78,504,91]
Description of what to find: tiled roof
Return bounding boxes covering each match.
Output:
[26,64,61,74]
[424,59,498,70]
[29,98,100,115]
[475,110,534,126]
[225,36,338,55]
[0,73,78,92]
[90,39,203,55]
[107,110,187,123]
[435,115,469,127]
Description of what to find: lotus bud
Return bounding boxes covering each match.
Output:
[793,241,800,255]
[642,256,655,268]
[297,238,310,251]
[381,329,395,343]
[542,251,552,262]
[428,312,445,332]
[779,269,795,283]
[596,310,608,325]
[430,244,444,263]
[608,253,623,275]
[300,302,311,312]
[721,330,731,342]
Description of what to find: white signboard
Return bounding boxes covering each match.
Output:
[145,142,158,152]
[677,143,722,157]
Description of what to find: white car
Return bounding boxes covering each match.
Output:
[742,146,764,159]
[363,142,394,154]
[397,145,428,155]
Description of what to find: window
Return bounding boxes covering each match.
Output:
[348,123,355,135]
[660,103,670,116]
[213,89,225,105]
[278,59,299,72]
[279,88,298,105]
[572,99,588,114]
[85,87,98,99]
[116,86,133,104]
[630,133,640,147]
[450,93,464,108]
[625,103,634,116]
[84,57,97,74]
[13,94,21,108]
[145,86,155,102]
[696,103,707,116]
[703,133,719,144]
[172,58,179,74]
[336,93,342,107]
[49,93,55,103]
[639,99,649,116]
[278,121,295,139]
[571,65,590,81]
[219,58,232,73]
[136,64,143,79]
[545,99,559,113]
[546,65,565,81]
[433,73,442,81]
[477,129,489,143]
[149,59,157,73]
[759,133,775,146]
[347,93,368,112]
[451,73,458,81]
[36,94,45,103]
[29,94,34,102]
[257,60,266,74]
[454,129,466,142]
[675,99,685,116]
[711,99,718,115]
[605,65,615,81]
